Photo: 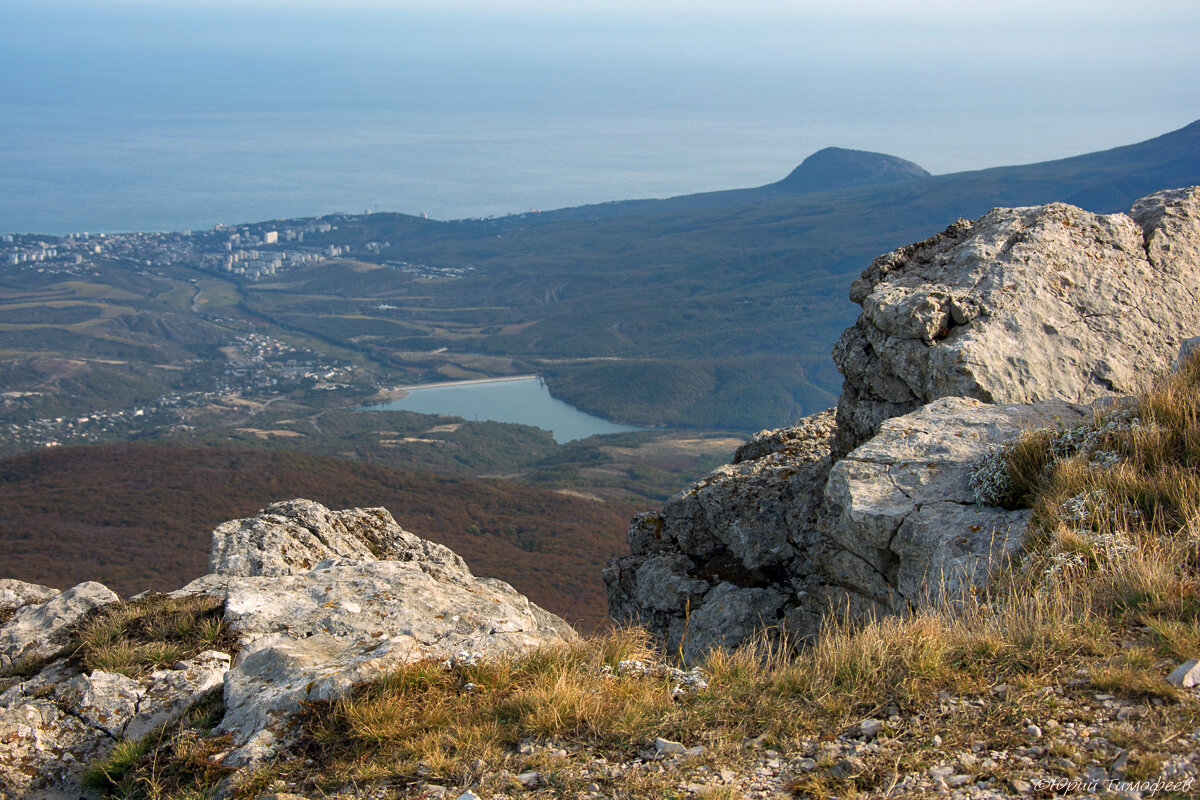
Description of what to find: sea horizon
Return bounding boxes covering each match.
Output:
[3,2,1197,236]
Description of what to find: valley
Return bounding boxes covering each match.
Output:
[2,120,1199,623]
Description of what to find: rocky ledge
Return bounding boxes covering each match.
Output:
[0,500,577,799]
[605,186,1200,660]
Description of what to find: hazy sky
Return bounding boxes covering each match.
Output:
[2,0,1198,229]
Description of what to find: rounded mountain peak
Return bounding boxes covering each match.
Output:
[775,147,930,193]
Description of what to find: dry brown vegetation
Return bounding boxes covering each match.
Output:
[0,444,643,630]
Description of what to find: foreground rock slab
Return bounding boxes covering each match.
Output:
[0,499,578,795]
[201,500,580,768]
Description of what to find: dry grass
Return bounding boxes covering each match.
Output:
[89,354,1200,798]
[72,592,235,678]
[298,629,680,782]
[82,695,233,800]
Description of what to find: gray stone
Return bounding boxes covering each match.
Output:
[125,649,230,741]
[0,581,119,670]
[0,699,114,800]
[516,771,543,788]
[860,718,884,738]
[835,187,1200,454]
[822,397,1086,609]
[209,498,468,578]
[57,669,144,737]
[0,651,229,795]
[217,553,576,768]
[0,579,59,617]
[655,737,688,755]
[1166,658,1200,688]
[605,409,837,658]
[680,583,785,664]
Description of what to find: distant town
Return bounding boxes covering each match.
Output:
[2,216,472,282]
[0,215,482,453]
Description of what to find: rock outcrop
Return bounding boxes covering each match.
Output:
[606,186,1200,660]
[0,500,576,798]
[834,186,1200,455]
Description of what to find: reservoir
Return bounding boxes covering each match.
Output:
[362,376,645,443]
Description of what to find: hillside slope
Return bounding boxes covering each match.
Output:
[0,443,642,630]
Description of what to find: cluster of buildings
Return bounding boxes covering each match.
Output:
[223,333,357,390]
[1,213,474,286]
[2,395,189,452]
[0,336,358,454]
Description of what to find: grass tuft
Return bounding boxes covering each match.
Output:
[72,592,235,678]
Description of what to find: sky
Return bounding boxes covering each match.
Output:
[2,0,1198,231]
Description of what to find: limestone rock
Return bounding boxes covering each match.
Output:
[216,539,577,767]
[0,649,229,797]
[0,579,59,618]
[223,558,575,649]
[0,699,112,800]
[821,397,1088,609]
[209,498,468,578]
[125,650,231,741]
[834,187,1200,453]
[605,410,837,657]
[0,581,118,671]
[57,669,144,738]
[0,499,575,791]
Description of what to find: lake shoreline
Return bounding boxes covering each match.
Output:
[359,375,645,443]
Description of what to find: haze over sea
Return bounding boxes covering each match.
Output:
[3,1,1199,235]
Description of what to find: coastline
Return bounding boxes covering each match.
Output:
[363,374,542,406]
[390,374,540,392]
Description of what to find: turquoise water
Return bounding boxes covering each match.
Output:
[362,377,645,443]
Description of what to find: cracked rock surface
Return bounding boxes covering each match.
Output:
[821,397,1087,611]
[0,500,578,795]
[0,647,231,800]
[834,186,1200,454]
[203,501,577,769]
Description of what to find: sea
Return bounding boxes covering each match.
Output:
[2,3,1195,235]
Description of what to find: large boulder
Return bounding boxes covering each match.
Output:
[203,500,579,768]
[833,186,1200,454]
[606,186,1200,660]
[605,398,1088,660]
